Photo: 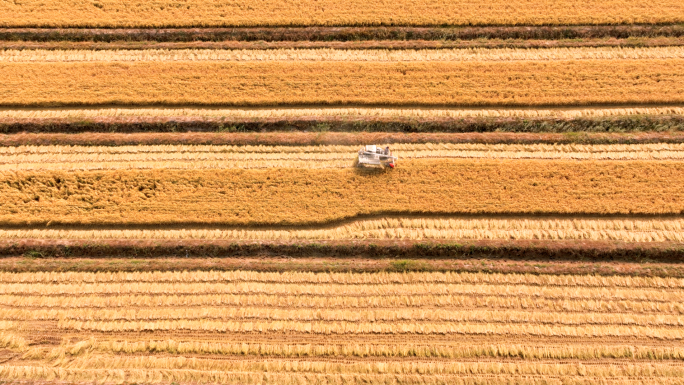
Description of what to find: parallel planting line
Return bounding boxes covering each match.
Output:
[1,282,681,302]
[3,143,684,170]
[4,60,684,106]
[2,366,683,385]
[56,319,684,339]
[2,0,683,27]
[2,294,682,313]
[4,217,684,242]
[6,307,684,327]
[2,270,681,287]
[59,338,684,360]
[3,47,684,62]
[2,107,682,121]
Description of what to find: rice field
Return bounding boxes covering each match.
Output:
[4,46,684,62]
[0,160,682,226]
[3,106,684,121]
[2,216,682,242]
[2,5,684,385]
[1,142,683,171]
[0,270,682,384]
[2,0,683,28]
[4,59,684,106]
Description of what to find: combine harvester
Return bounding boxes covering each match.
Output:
[357,145,398,169]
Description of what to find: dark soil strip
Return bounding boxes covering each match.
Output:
[2,25,684,42]
[3,131,683,147]
[5,37,684,51]
[2,115,683,134]
[3,240,684,275]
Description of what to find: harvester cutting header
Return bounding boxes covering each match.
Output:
[357,145,397,169]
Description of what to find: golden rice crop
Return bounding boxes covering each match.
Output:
[5,217,684,242]
[2,143,684,171]
[1,269,681,288]
[57,319,684,339]
[1,160,683,226]
[72,338,684,360]
[1,294,682,314]
[6,307,684,327]
[3,366,679,385]
[2,106,683,121]
[61,355,684,376]
[2,60,684,106]
[8,142,684,154]
[3,281,680,302]
[2,0,683,28]
[4,47,684,63]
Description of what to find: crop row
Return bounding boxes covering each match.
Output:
[2,161,683,226]
[56,319,684,339]
[2,106,682,121]
[5,153,684,171]
[2,144,684,171]
[56,338,684,360]
[9,142,684,155]
[3,60,684,106]
[5,307,684,326]
[1,294,681,314]
[2,0,683,28]
[44,355,684,377]
[0,270,681,287]
[5,216,684,242]
[1,366,681,385]
[2,282,680,301]
[4,47,684,63]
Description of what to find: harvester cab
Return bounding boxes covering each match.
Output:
[357,145,397,169]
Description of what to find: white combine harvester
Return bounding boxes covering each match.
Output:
[357,145,397,169]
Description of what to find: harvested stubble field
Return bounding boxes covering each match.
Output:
[2,0,684,27]
[0,270,684,384]
[2,47,684,106]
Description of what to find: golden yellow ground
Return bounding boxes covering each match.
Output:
[1,159,682,226]
[2,60,684,106]
[1,0,682,27]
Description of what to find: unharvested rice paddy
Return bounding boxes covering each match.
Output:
[1,160,683,226]
[4,106,684,122]
[0,270,683,384]
[3,54,684,106]
[4,47,684,62]
[2,0,683,27]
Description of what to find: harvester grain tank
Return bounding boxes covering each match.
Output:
[357,145,397,168]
